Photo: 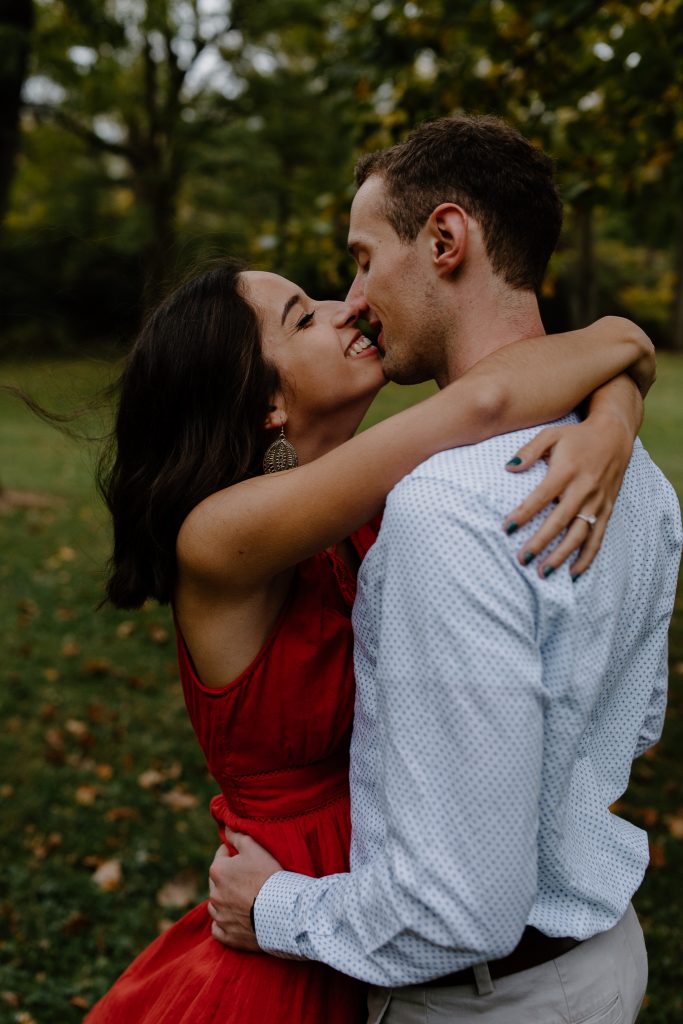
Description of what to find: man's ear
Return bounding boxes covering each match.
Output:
[426,203,468,277]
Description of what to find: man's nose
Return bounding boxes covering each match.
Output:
[344,274,369,316]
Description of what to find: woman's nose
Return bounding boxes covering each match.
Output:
[330,302,358,330]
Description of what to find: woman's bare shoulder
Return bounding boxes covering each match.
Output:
[176,473,291,588]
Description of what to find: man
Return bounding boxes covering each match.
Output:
[208,116,682,1022]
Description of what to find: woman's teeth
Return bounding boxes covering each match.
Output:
[347,337,374,357]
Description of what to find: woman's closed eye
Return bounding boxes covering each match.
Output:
[295,311,315,331]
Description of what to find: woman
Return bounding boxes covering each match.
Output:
[86,260,654,1023]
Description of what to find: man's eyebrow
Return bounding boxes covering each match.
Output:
[281,294,302,326]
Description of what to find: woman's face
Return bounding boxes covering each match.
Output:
[241,271,386,431]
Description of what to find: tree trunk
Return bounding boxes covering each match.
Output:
[135,32,182,312]
[0,0,34,229]
[672,204,683,353]
[136,169,179,311]
[572,203,597,328]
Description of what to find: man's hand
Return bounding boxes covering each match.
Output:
[208,828,282,951]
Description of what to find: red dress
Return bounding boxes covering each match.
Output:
[85,521,379,1024]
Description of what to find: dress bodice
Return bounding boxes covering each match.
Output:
[175,520,380,826]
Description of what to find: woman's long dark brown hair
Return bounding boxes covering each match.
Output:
[97,260,280,608]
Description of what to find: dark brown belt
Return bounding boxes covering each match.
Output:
[428,926,581,988]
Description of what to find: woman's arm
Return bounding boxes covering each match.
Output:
[178,316,653,589]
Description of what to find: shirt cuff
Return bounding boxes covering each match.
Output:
[253,870,316,958]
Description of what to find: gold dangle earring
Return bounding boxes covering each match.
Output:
[263,425,299,473]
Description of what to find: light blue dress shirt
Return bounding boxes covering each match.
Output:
[255,424,682,986]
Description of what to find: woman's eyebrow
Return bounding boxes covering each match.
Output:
[281,294,302,326]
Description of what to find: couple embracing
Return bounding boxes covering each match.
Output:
[86,116,681,1023]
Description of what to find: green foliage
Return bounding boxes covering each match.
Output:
[1,0,683,352]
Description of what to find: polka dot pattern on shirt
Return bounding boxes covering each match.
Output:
[256,422,682,986]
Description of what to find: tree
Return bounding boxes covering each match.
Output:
[27,0,242,308]
[5,0,682,349]
[0,0,34,229]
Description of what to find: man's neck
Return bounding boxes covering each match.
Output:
[437,287,545,388]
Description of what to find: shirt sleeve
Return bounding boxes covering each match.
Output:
[254,474,547,985]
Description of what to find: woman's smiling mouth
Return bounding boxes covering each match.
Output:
[350,318,384,357]
[346,335,376,358]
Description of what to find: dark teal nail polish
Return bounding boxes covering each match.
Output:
[571,572,581,583]
[522,551,535,566]
[507,456,523,467]
[506,521,518,535]
[543,565,555,578]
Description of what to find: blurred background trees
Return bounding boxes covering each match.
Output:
[1,0,682,353]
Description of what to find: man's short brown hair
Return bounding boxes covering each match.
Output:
[354,115,562,292]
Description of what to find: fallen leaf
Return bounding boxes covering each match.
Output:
[116,620,136,639]
[67,753,93,770]
[44,727,64,751]
[640,807,658,827]
[65,719,88,738]
[0,991,19,1007]
[61,639,81,658]
[33,833,63,860]
[105,806,139,823]
[17,597,39,626]
[156,870,198,909]
[161,787,198,811]
[649,841,666,869]
[664,813,683,840]
[55,606,75,621]
[61,911,92,937]
[70,995,90,1010]
[75,785,99,806]
[92,858,122,891]
[87,704,109,722]
[96,763,113,780]
[138,769,165,789]
[82,658,112,677]
[42,668,59,683]
[148,623,170,645]
[58,545,76,562]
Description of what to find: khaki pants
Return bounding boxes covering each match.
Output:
[367,904,647,1024]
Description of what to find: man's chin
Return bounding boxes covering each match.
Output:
[382,357,433,386]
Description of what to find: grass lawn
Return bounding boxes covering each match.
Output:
[1,354,682,1023]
